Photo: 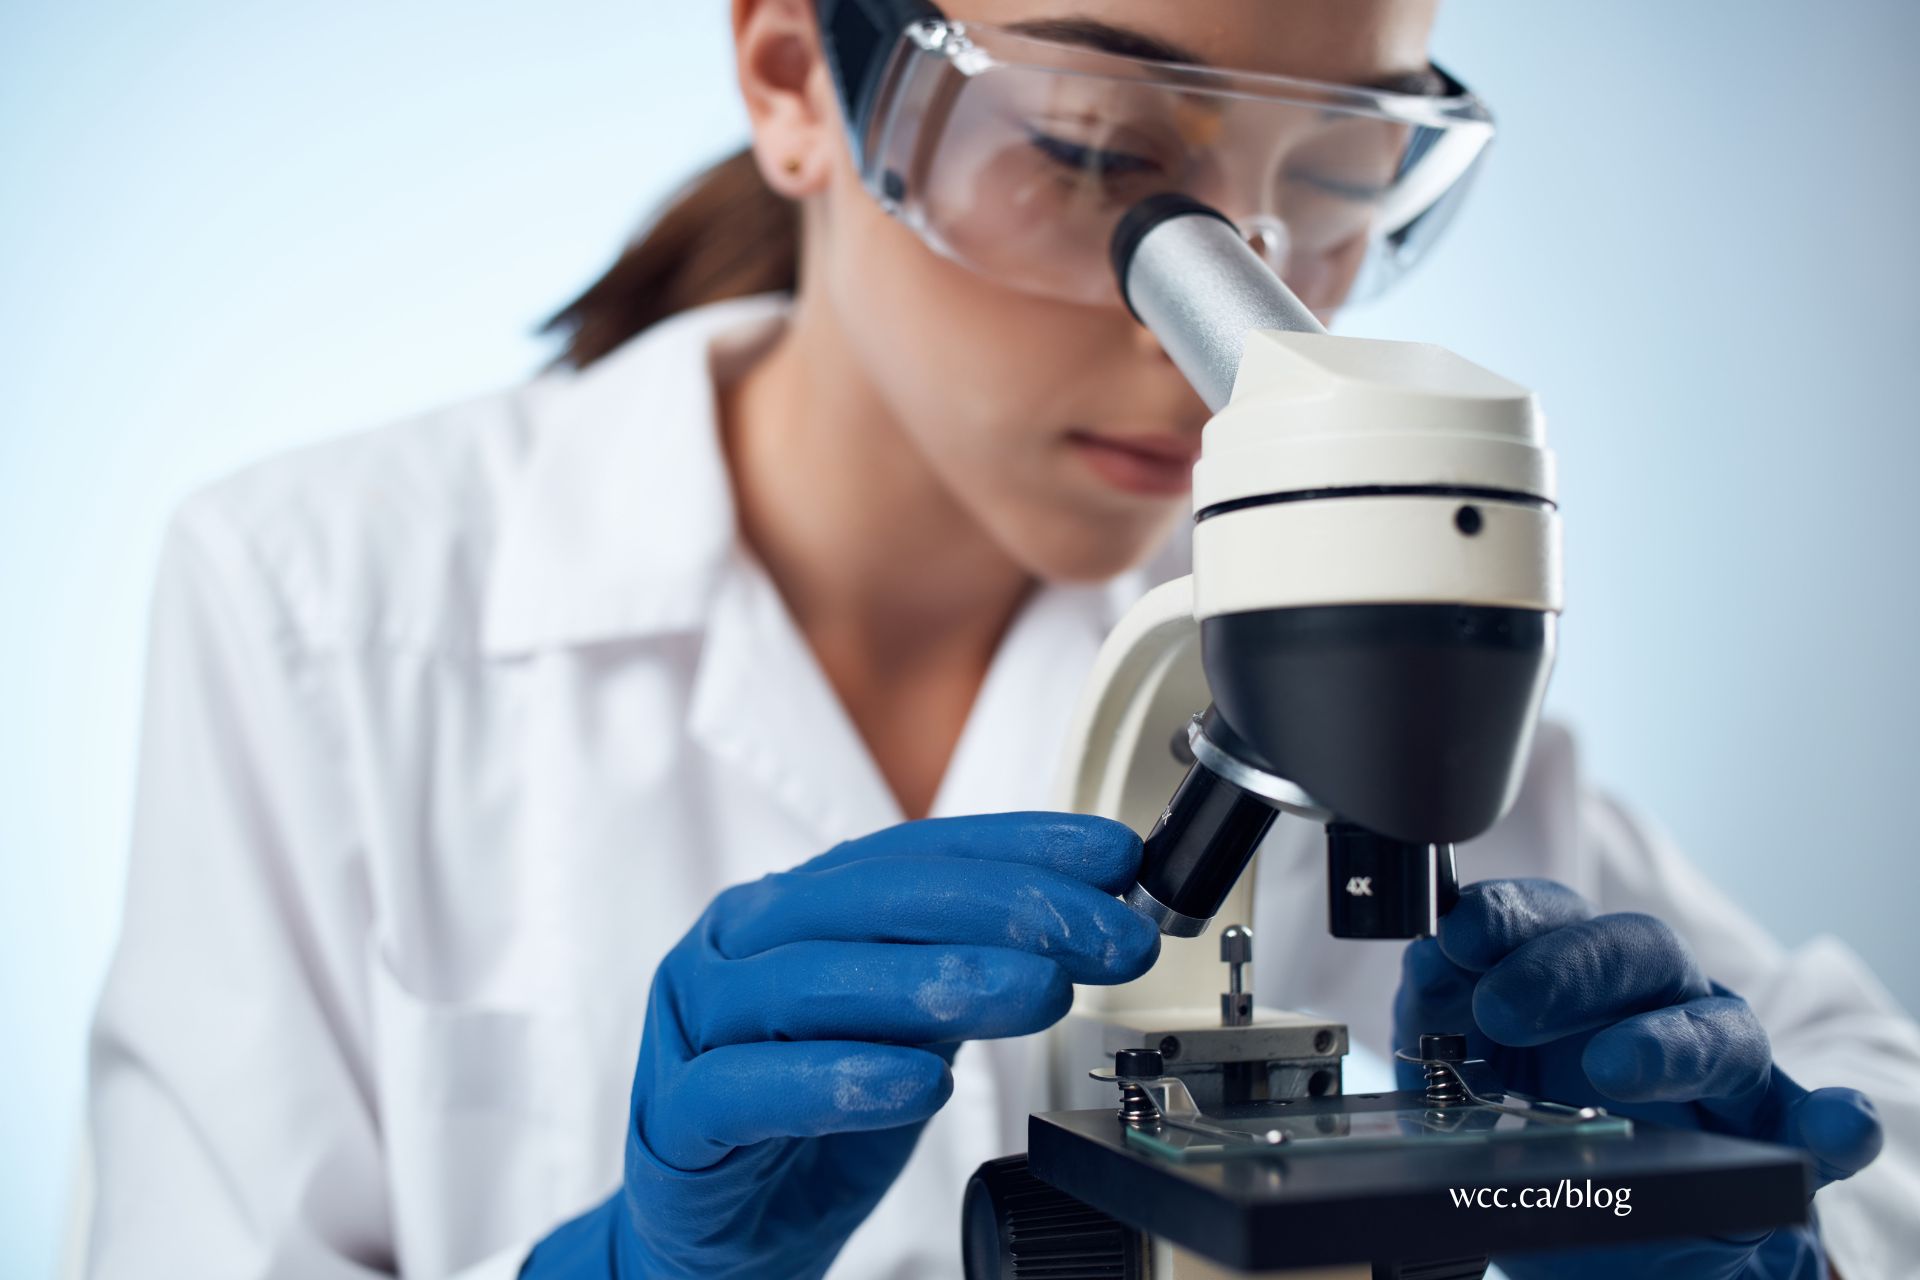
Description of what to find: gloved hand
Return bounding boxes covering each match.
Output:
[521,811,1159,1280]
[1394,878,1883,1280]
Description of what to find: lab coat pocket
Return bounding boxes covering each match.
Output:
[366,950,602,1275]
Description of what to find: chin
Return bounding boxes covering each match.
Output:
[1009,510,1180,584]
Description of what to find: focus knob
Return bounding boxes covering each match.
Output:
[962,1154,1144,1280]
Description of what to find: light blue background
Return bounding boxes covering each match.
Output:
[3,2,1916,1275]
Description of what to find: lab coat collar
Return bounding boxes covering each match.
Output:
[480,294,1176,845]
[687,549,905,840]
[481,295,790,656]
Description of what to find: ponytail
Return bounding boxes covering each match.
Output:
[544,148,799,369]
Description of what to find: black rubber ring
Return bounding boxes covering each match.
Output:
[1110,194,1237,322]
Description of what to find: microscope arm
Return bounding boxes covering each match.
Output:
[1054,576,1199,831]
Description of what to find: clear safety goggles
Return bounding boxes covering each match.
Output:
[821,4,1495,309]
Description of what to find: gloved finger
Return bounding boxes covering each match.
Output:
[797,812,1142,894]
[648,1041,953,1170]
[695,942,1073,1049]
[711,856,1160,983]
[1437,878,1594,973]
[1580,996,1772,1105]
[1393,937,1478,1089]
[1473,912,1710,1047]
[1398,935,1479,1024]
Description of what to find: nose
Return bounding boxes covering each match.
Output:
[1126,320,1211,426]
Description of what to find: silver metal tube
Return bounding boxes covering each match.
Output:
[1125,213,1327,412]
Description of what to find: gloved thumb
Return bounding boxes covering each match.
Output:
[1701,1065,1884,1193]
[1786,1086,1883,1189]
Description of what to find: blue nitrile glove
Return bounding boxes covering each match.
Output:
[521,812,1159,1280]
[1393,878,1883,1280]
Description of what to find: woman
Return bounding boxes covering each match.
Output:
[86,1,1918,1277]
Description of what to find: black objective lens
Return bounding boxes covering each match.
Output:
[1325,822,1460,939]
[1132,758,1280,933]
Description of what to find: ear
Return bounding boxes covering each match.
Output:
[733,0,841,199]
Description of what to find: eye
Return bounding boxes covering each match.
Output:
[1027,130,1165,180]
[1284,168,1391,203]
[1281,119,1403,206]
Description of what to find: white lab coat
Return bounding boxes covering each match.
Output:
[87,295,1920,1280]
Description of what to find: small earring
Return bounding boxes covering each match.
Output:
[782,156,803,176]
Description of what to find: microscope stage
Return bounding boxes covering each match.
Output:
[1028,1091,1809,1272]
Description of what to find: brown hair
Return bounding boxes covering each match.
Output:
[543,148,799,369]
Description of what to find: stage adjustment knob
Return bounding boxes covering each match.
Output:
[962,1154,1145,1280]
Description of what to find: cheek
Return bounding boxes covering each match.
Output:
[825,188,1106,451]
[819,187,1191,580]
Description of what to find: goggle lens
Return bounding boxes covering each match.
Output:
[859,21,1492,311]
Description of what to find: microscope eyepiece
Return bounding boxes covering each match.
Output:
[1110,194,1237,320]
[1110,195,1326,412]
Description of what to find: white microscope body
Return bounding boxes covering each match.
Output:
[1059,196,1561,1022]
[1044,201,1562,1279]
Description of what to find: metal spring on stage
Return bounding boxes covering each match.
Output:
[1423,1059,1468,1107]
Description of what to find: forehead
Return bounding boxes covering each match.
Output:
[942,0,1441,86]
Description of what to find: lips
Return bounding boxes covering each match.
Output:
[1066,428,1202,498]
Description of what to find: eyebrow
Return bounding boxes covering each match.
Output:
[1005,18,1208,68]
[1003,16,1452,97]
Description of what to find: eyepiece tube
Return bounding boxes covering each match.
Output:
[1111,194,1327,412]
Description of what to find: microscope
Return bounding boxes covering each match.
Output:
[960,197,1812,1278]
